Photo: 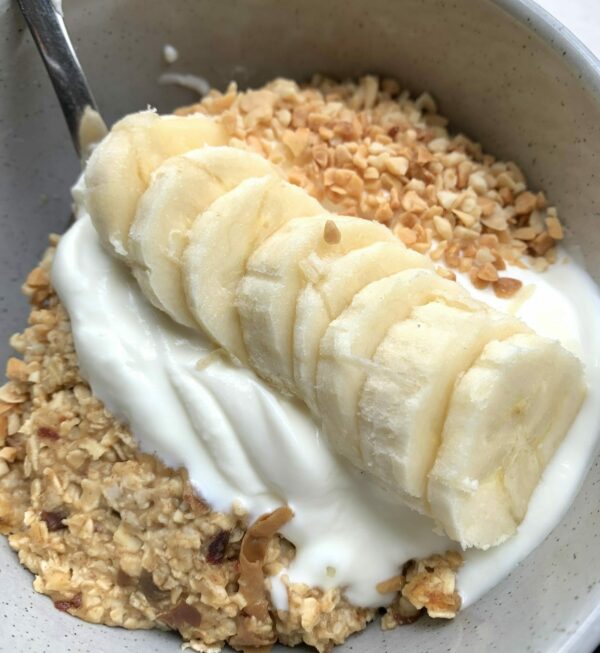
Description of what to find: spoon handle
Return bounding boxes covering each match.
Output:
[17,0,103,158]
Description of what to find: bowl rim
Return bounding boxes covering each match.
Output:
[3,1,600,652]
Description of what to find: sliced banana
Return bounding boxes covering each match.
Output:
[358,302,529,511]
[183,176,323,363]
[236,216,395,394]
[317,269,480,464]
[81,112,588,551]
[428,333,586,549]
[85,111,227,260]
[293,241,431,412]
[128,147,276,327]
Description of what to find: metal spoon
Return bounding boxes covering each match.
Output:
[17,0,107,159]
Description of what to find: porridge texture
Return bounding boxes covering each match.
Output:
[0,75,563,651]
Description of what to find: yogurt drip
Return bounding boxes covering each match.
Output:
[52,215,600,610]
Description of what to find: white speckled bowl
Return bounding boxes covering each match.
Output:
[1,1,599,651]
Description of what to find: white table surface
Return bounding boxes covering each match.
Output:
[535,0,600,60]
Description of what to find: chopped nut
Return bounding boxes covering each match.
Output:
[435,267,456,281]
[476,262,499,282]
[479,233,499,249]
[545,216,564,240]
[401,190,428,213]
[318,125,334,141]
[433,215,453,241]
[452,208,477,228]
[475,247,495,265]
[444,243,461,268]
[311,144,329,168]
[334,144,353,167]
[477,196,496,217]
[374,204,393,223]
[282,128,310,157]
[364,166,379,180]
[468,266,489,289]
[514,191,537,215]
[384,156,409,177]
[275,108,292,127]
[394,225,418,246]
[437,190,459,210]
[458,257,473,273]
[493,277,523,298]
[481,211,508,232]
[492,251,506,270]
[428,137,448,153]
[345,171,364,198]
[529,231,555,256]
[323,219,341,244]
[498,186,514,206]
[513,227,537,241]
[536,191,548,209]
[454,226,479,241]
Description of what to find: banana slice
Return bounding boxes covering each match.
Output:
[183,176,323,362]
[236,216,395,394]
[428,333,586,549]
[294,241,431,412]
[128,147,276,327]
[316,269,480,464]
[358,302,529,511]
[85,111,227,259]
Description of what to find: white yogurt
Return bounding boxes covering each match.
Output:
[52,215,600,611]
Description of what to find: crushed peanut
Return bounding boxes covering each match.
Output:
[493,277,523,299]
[178,75,566,291]
[323,219,342,244]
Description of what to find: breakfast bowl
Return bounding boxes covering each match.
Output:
[1,0,600,651]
